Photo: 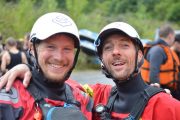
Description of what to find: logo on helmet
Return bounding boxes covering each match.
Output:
[52,16,72,27]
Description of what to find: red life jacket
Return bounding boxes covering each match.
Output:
[91,84,180,120]
[0,80,92,120]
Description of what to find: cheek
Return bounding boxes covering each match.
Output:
[37,51,49,62]
[128,53,136,65]
[69,53,75,64]
[102,54,111,67]
[102,52,110,60]
[62,51,75,66]
[102,54,105,61]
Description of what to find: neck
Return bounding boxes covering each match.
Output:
[9,47,19,52]
[112,73,148,113]
[160,37,171,45]
[31,69,67,101]
[116,73,147,93]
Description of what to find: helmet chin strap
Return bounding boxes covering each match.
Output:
[101,47,139,85]
[63,46,80,80]
[32,39,41,71]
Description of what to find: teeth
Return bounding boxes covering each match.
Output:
[50,64,64,68]
[113,63,120,66]
[112,61,124,66]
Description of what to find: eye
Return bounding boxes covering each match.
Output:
[47,45,55,49]
[121,43,129,48]
[103,44,113,51]
[64,47,73,53]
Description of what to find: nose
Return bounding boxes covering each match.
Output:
[54,49,64,61]
[112,47,121,56]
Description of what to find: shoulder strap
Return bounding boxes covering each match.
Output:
[27,83,44,103]
[124,86,165,120]
[27,83,80,107]
[94,86,117,120]
[65,84,81,108]
[106,86,118,112]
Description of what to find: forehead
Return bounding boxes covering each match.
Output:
[43,33,75,44]
[103,34,133,44]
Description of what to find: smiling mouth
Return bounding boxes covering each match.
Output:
[50,64,64,68]
[112,61,125,66]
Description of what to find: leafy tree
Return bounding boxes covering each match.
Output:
[65,0,88,21]
[0,0,59,40]
[167,2,180,23]
[0,0,179,42]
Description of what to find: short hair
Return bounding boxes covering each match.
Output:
[7,37,17,46]
[159,24,174,38]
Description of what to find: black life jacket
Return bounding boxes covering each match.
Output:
[27,70,87,120]
[95,86,165,120]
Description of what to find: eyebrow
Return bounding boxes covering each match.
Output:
[105,38,132,44]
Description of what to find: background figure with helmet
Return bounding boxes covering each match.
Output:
[0,12,93,120]
[0,37,28,75]
[141,24,180,100]
[1,22,180,120]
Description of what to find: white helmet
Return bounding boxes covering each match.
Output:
[30,12,80,47]
[94,22,143,56]
[95,22,144,80]
[29,12,80,79]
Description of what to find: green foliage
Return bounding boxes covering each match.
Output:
[65,0,88,21]
[12,0,36,38]
[167,2,180,23]
[0,0,179,40]
[0,0,59,41]
[0,0,179,69]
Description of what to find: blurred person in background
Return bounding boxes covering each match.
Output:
[141,24,180,100]
[0,33,5,76]
[23,32,30,51]
[16,40,24,51]
[22,32,36,66]
[1,37,27,74]
[171,33,180,60]
[171,33,180,100]
[0,33,4,54]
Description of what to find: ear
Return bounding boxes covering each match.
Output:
[29,43,35,56]
[137,50,143,63]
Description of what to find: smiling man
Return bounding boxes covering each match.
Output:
[0,12,93,120]
[102,34,139,81]
[90,22,180,119]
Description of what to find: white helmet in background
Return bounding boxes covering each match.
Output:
[30,12,80,47]
[94,22,143,57]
